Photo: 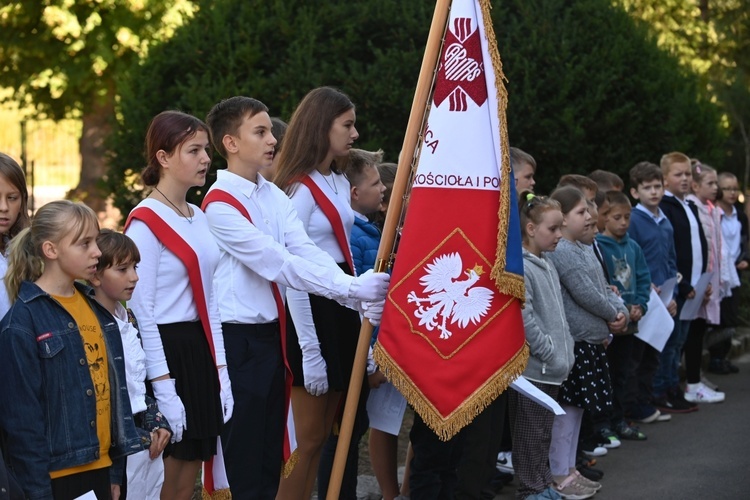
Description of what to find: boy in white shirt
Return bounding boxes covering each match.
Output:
[203,96,389,499]
[90,229,171,500]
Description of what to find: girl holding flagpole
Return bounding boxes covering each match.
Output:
[125,111,233,500]
[274,87,367,499]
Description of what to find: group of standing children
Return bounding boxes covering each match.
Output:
[505,149,746,500]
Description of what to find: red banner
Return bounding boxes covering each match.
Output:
[374,0,527,440]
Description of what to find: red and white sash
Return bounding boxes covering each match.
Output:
[202,188,297,475]
[299,175,355,275]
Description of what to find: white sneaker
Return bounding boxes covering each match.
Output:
[496,451,514,474]
[684,382,725,403]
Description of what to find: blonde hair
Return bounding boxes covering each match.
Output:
[5,200,99,302]
[660,152,691,176]
[518,190,562,243]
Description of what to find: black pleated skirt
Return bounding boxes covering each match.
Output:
[286,262,362,392]
[158,321,222,461]
[559,341,613,414]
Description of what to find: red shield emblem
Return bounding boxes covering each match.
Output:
[433,18,488,111]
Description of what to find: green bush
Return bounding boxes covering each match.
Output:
[108,0,726,218]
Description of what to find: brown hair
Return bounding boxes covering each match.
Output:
[5,201,99,302]
[660,151,691,176]
[206,96,269,159]
[557,174,598,195]
[629,161,663,190]
[345,149,384,186]
[605,190,631,209]
[0,152,30,248]
[588,169,624,192]
[96,229,141,272]
[518,190,561,242]
[142,111,210,186]
[510,147,536,173]
[271,117,288,155]
[690,159,716,185]
[273,87,355,194]
[550,186,587,215]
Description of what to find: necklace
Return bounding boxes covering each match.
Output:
[154,186,193,223]
[321,172,338,194]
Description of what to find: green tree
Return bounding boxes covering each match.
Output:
[108,0,433,216]
[109,0,725,214]
[619,0,750,184]
[495,0,724,191]
[0,0,194,211]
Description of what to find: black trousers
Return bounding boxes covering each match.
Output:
[455,392,508,500]
[221,322,285,500]
[317,382,370,499]
[51,467,110,500]
[607,334,642,421]
[409,411,467,500]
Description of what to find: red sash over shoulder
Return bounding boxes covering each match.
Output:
[124,207,216,362]
[299,175,355,274]
[202,189,296,469]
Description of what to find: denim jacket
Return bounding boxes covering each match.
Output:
[0,281,142,500]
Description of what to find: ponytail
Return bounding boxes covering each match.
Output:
[4,200,99,303]
[5,227,43,302]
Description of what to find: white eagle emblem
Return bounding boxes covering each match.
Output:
[407,252,494,339]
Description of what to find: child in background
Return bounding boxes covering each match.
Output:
[547,186,627,499]
[588,170,624,193]
[367,161,413,500]
[627,162,677,423]
[90,229,172,500]
[596,191,653,437]
[511,147,537,192]
[512,191,574,500]
[317,148,387,499]
[653,152,706,413]
[711,172,749,373]
[0,152,30,316]
[0,201,141,500]
[683,162,729,403]
[557,174,598,202]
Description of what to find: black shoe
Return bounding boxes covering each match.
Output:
[655,387,698,413]
[709,358,732,375]
[725,360,740,374]
[577,464,604,481]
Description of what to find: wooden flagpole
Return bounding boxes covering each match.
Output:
[326,0,453,498]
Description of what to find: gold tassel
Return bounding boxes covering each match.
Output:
[374,342,529,441]
[478,0,525,303]
[281,449,300,478]
[202,488,232,500]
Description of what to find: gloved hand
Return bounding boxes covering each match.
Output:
[151,379,186,443]
[301,344,329,396]
[218,366,234,423]
[361,299,385,326]
[349,269,390,302]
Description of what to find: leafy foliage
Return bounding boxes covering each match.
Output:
[109,0,726,216]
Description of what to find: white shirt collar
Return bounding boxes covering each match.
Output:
[217,169,268,199]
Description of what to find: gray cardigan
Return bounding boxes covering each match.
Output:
[546,238,628,343]
[521,250,575,385]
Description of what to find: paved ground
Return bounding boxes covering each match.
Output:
[346,332,750,499]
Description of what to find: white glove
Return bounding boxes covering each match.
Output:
[349,269,390,301]
[362,299,385,326]
[152,379,186,443]
[301,344,329,396]
[218,366,234,423]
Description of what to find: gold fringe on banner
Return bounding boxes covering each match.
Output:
[480,0,524,303]
[201,488,232,500]
[374,339,529,441]
[281,449,300,478]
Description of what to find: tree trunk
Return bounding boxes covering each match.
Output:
[67,83,115,214]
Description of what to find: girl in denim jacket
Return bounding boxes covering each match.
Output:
[0,200,141,500]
